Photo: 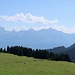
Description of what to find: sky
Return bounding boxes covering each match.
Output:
[0,0,75,33]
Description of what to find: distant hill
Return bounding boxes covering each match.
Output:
[64,43,75,62]
[0,26,75,49]
[67,43,75,50]
[46,43,75,62]
[46,46,66,53]
[64,48,75,62]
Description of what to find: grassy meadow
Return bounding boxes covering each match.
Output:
[0,53,75,75]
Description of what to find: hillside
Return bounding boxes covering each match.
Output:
[46,43,75,62]
[0,53,75,75]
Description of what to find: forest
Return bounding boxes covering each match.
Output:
[0,46,71,62]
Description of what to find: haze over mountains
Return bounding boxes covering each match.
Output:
[0,26,75,49]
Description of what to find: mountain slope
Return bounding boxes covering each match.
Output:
[0,53,75,75]
[46,43,75,62]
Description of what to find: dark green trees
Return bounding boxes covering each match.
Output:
[0,48,3,52]
[33,49,48,59]
[0,46,71,62]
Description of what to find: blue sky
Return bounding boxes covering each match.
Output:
[0,0,75,33]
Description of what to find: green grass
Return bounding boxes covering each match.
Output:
[0,53,75,75]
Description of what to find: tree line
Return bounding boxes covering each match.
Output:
[0,46,71,62]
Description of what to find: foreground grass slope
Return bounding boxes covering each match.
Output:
[0,53,75,75]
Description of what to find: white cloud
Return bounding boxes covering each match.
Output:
[50,25,75,34]
[0,13,58,24]
[10,25,75,34]
[14,26,29,31]
[1,13,75,34]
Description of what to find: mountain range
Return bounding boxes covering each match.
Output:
[0,26,75,49]
[1,26,75,62]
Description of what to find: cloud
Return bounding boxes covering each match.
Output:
[14,26,29,31]
[50,25,75,34]
[1,13,75,34]
[0,13,58,24]
[11,24,75,34]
